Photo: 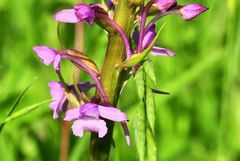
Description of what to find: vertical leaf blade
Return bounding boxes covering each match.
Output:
[135,66,145,99]
[146,87,155,132]
[144,60,156,85]
[146,127,157,161]
[134,102,146,161]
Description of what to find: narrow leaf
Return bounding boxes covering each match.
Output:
[135,66,145,99]
[144,60,156,84]
[146,127,157,161]
[134,103,146,161]
[146,87,155,132]
[0,100,51,126]
[118,24,166,69]
[0,77,37,132]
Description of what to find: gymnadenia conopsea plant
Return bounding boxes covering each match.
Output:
[33,0,208,161]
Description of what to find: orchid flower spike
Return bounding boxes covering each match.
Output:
[64,103,130,145]
[53,4,96,24]
[48,81,95,119]
[133,25,176,56]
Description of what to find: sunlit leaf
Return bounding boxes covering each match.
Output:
[134,102,146,161]
[146,87,155,132]
[118,24,165,69]
[135,66,145,99]
[134,59,157,161]
[144,60,156,84]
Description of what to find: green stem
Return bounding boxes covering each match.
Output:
[88,1,137,161]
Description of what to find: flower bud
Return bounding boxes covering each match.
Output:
[180,4,208,20]
[155,0,177,12]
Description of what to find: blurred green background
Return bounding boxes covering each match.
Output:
[0,0,239,161]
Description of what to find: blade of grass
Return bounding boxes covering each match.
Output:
[0,76,37,132]
[0,99,51,127]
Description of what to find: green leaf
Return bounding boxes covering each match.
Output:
[146,127,157,161]
[118,24,165,69]
[135,66,145,99]
[0,77,37,133]
[0,100,51,126]
[146,87,155,132]
[134,59,157,161]
[134,102,146,161]
[144,60,157,85]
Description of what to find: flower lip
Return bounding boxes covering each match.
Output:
[64,102,130,144]
[72,119,107,138]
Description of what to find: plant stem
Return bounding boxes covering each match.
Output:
[59,120,70,161]
[88,1,137,161]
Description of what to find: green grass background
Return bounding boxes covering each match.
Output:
[0,0,239,160]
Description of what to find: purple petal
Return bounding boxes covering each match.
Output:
[107,0,115,10]
[155,0,177,11]
[151,46,176,56]
[64,107,80,121]
[77,82,95,91]
[33,46,58,65]
[74,4,95,25]
[142,25,156,49]
[53,9,79,23]
[121,122,130,146]
[48,81,67,119]
[80,103,99,119]
[179,4,208,21]
[98,105,128,122]
[133,27,139,45]
[71,118,108,138]
[53,54,61,72]
[68,82,95,92]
